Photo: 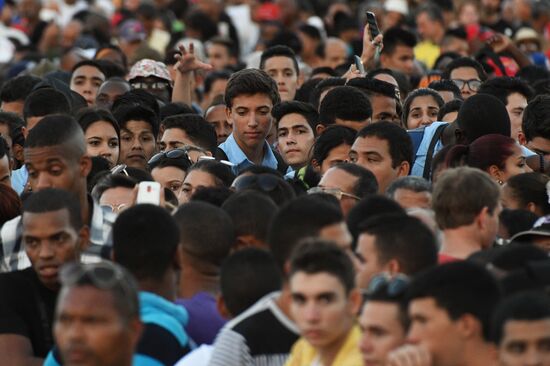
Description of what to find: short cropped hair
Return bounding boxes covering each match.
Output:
[221,190,278,244]
[319,86,372,126]
[522,94,550,142]
[428,79,462,100]
[381,27,417,56]
[442,57,487,81]
[260,45,299,75]
[113,104,159,138]
[91,174,137,201]
[224,69,280,109]
[478,77,534,106]
[505,172,550,216]
[357,122,413,168]
[23,88,71,123]
[491,292,550,344]
[358,213,438,275]
[311,125,356,167]
[162,114,217,153]
[272,101,319,132]
[333,162,378,198]
[386,176,432,197]
[113,204,179,281]
[268,195,343,271]
[0,75,41,103]
[22,188,83,230]
[173,201,235,268]
[407,261,502,341]
[221,248,282,315]
[25,114,86,159]
[347,77,398,100]
[433,167,500,229]
[290,238,355,293]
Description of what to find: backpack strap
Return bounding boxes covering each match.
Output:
[422,124,447,180]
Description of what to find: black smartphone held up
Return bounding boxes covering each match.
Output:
[366,11,380,40]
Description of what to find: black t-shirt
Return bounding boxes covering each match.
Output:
[0,267,58,357]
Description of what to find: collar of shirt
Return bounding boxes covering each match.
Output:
[219,133,278,174]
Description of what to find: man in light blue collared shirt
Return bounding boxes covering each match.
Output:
[217,68,287,175]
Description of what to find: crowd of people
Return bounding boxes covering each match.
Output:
[0,0,549,365]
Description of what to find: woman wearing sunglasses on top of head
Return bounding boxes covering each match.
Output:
[179,160,235,203]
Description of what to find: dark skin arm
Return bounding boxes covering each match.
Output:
[0,334,44,366]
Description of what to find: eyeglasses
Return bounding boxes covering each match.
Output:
[110,164,129,176]
[232,173,282,192]
[100,203,129,214]
[307,186,361,201]
[130,81,170,91]
[451,79,482,91]
[366,273,410,297]
[148,148,193,167]
[198,155,235,167]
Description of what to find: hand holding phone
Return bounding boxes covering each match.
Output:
[366,12,380,40]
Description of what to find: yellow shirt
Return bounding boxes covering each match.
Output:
[284,325,363,366]
[415,41,441,69]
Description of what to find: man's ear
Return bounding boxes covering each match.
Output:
[397,161,410,177]
[311,158,321,172]
[216,294,232,319]
[348,288,363,316]
[225,107,234,126]
[316,124,326,135]
[13,144,24,164]
[386,258,401,275]
[454,127,465,144]
[517,131,526,145]
[80,155,92,178]
[456,313,483,339]
[77,225,90,253]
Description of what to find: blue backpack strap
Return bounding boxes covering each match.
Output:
[422,123,448,179]
[408,127,425,167]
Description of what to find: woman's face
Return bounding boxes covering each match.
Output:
[319,144,352,175]
[179,169,218,203]
[499,144,528,183]
[407,95,440,129]
[85,121,120,167]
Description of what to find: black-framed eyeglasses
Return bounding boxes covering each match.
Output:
[307,186,361,201]
[232,173,282,192]
[451,79,481,91]
[110,164,129,176]
[148,148,193,167]
[366,273,410,298]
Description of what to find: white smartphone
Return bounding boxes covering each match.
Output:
[136,181,161,205]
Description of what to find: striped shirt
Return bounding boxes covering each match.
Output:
[0,197,114,272]
[207,291,300,366]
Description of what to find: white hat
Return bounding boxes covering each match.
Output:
[384,0,409,16]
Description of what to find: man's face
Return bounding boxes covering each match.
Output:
[23,209,84,291]
[359,301,407,366]
[498,318,550,366]
[506,92,528,141]
[206,105,232,144]
[160,127,195,152]
[318,167,360,217]
[0,155,10,187]
[25,146,87,195]
[226,93,274,153]
[355,232,387,289]
[54,286,141,366]
[207,43,233,71]
[407,297,466,366]
[381,45,415,76]
[392,188,432,209]
[416,13,439,42]
[319,143,351,175]
[350,136,406,193]
[1,100,24,116]
[290,272,357,349]
[151,166,186,200]
[95,81,131,110]
[324,41,348,69]
[371,95,400,123]
[264,56,299,101]
[525,137,550,159]
[277,112,315,169]
[70,65,106,106]
[120,121,156,170]
[450,67,481,99]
